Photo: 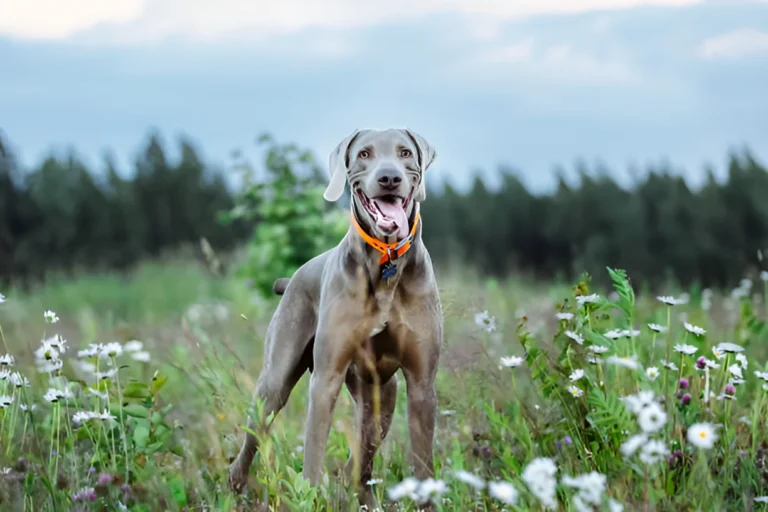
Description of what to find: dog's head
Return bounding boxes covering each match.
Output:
[324,128,436,240]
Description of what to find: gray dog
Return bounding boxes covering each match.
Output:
[229,128,443,507]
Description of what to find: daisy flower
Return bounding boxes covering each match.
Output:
[123,340,144,352]
[683,322,706,336]
[728,364,743,380]
[657,296,686,306]
[0,354,13,367]
[586,355,601,365]
[387,477,420,501]
[78,344,103,358]
[647,323,668,333]
[686,422,718,449]
[639,439,669,465]
[588,345,609,354]
[637,402,667,433]
[555,312,574,321]
[565,331,584,345]
[488,481,518,505]
[621,390,655,414]
[715,342,744,354]
[99,342,123,359]
[131,351,151,363]
[661,360,679,371]
[645,367,660,381]
[606,355,640,370]
[44,310,59,323]
[34,340,60,361]
[569,369,585,382]
[620,434,648,457]
[474,311,496,333]
[416,478,447,503]
[754,371,768,382]
[760,271,768,282]
[567,385,584,398]
[0,395,12,408]
[604,329,623,340]
[561,472,607,507]
[673,344,697,356]
[500,356,524,368]
[521,458,558,510]
[576,294,600,306]
[736,353,748,369]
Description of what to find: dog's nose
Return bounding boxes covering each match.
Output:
[376,167,403,190]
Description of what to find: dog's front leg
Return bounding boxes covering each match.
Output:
[403,366,438,480]
[302,319,352,486]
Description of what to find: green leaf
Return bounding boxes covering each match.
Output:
[168,475,188,507]
[122,403,149,418]
[151,375,168,395]
[133,424,150,452]
[123,382,150,399]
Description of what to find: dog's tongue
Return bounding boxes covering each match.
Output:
[373,197,409,239]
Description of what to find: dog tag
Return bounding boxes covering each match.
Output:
[381,261,397,280]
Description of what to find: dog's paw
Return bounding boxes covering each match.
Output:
[228,465,248,494]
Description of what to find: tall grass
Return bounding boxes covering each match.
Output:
[1,262,767,510]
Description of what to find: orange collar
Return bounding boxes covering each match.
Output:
[350,203,421,265]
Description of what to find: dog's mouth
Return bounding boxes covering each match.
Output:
[357,189,412,239]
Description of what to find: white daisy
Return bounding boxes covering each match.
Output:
[683,322,706,336]
[639,439,669,465]
[556,312,574,321]
[604,329,623,340]
[736,353,748,369]
[453,470,485,490]
[20,404,37,412]
[123,340,144,352]
[366,478,383,486]
[131,351,151,363]
[637,402,667,433]
[9,372,29,388]
[34,340,60,362]
[606,355,640,370]
[586,355,602,365]
[0,293,5,304]
[661,360,679,371]
[647,323,668,333]
[0,395,12,408]
[754,371,768,382]
[36,358,63,374]
[609,498,625,512]
[657,296,686,306]
[588,345,609,354]
[673,344,698,355]
[488,481,518,505]
[0,354,14,367]
[620,434,648,457]
[44,310,59,323]
[755,496,768,503]
[474,311,497,333]
[98,409,117,422]
[565,331,584,345]
[521,458,558,510]
[387,477,420,501]
[87,388,108,400]
[569,369,585,382]
[0,369,8,381]
[99,342,123,359]
[561,471,607,507]
[576,294,601,306]
[715,342,744,354]
[622,390,655,414]
[78,344,103,358]
[645,367,660,381]
[760,271,768,282]
[416,478,447,503]
[567,385,584,398]
[687,422,718,449]
[728,364,743,380]
[500,356,524,368]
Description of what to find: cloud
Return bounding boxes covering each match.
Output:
[697,28,768,59]
[0,0,701,42]
[0,0,144,39]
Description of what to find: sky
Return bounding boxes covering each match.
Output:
[1,0,767,193]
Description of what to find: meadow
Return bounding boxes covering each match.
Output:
[1,257,768,511]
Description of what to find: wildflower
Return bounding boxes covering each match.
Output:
[72,487,97,503]
[0,467,10,475]
[500,356,524,368]
[95,369,117,381]
[521,457,558,510]
[0,369,8,381]
[620,434,648,457]
[34,340,60,361]
[761,271,768,282]
[569,369,585,382]
[88,388,108,400]
[679,378,690,389]
[474,311,496,333]
[606,354,640,370]
[556,312,574,321]
[639,439,670,465]
[44,310,59,323]
[728,364,743,380]
[0,395,12,408]
[454,470,485,490]
[0,293,5,304]
[0,354,13,367]
[712,345,724,360]
[97,473,114,486]
[755,496,768,503]
[657,296,686,306]
[73,411,99,424]
[99,409,117,422]
[736,353,748,369]
[715,342,744,354]
[567,385,584,398]
[100,342,123,359]
[488,481,518,505]
[20,404,37,412]
[647,323,668,333]
[565,330,584,345]
[609,498,625,512]
[673,344,697,356]
[131,351,151,363]
[9,372,29,388]
[755,371,768,382]
[37,359,64,374]
[45,334,67,354]
[680,393,691,406]
[604,329,623,340]
[687,422,718,449]
[586,355,601,365]
[366,478,383,486]
[588,345,609,354]
[662,360,678,371]
[562,471,607,507]
[724,384,736,397]
[621,390,655,414]
[624,329,641,337]
[637,402,667,433]
[124,340,143,352]
[646,367,660,381]
[387,477,420,501]
[576,294,600,306]
[43,387,73,403]
[683,322,706,336]
[78,344,103,358]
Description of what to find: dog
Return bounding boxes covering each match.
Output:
[228,128,443,508]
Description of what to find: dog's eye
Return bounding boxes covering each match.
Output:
[400,149,412,158]
[358,150,370,159]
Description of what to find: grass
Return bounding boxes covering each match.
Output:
[1,259,768,511]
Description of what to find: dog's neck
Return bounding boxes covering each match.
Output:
[348,197,421,285]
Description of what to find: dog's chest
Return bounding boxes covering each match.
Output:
[366,287,400,337]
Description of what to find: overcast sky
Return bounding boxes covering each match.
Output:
[1,0,767,192]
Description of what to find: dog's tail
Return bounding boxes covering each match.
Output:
[273,277,290,296]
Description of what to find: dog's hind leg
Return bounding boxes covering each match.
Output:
[228,287,316,493]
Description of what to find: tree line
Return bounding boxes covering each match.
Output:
[1,129,766,291]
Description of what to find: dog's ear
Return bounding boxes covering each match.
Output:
[324,129,363,202]
[403,128,436,202]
